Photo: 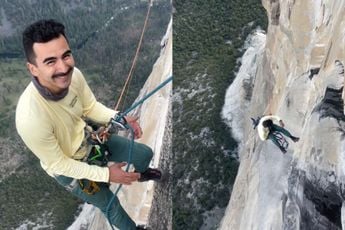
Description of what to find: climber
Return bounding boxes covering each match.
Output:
[251,115,299,153]
[16,19,160,230]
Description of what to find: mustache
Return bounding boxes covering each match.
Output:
[52,67,74,78]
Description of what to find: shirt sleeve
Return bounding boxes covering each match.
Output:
[74,68,117,124]
[16,113,109,182]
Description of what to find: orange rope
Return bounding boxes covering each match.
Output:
[114,0,153,111]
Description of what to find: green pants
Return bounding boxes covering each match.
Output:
[267,124,293,149]
[55,134,153,230]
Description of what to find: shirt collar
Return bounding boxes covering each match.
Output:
[31,76,69,101]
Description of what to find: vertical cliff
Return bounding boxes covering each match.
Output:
[68,18,172,230]
[220,0,345,229]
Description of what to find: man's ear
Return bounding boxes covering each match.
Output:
[27,62,39,76]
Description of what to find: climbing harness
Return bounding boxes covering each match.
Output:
[272,131,289,150]
[87,144,109,166]
[79,179,101,195]
[78,123,125,195]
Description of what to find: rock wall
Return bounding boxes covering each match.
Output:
[68,18,172,230]
[147,101,172,230]
[220,0,345,229]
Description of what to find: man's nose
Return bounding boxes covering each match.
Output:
[56,58,70,73]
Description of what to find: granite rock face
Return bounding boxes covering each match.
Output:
[220,1,345,229]
[69,19,172,230]
[148,101,172,230]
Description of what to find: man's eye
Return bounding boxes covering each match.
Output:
[46,60,55,65]
[63,53,72,59]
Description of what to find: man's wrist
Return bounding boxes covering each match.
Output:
[106,166,111,183]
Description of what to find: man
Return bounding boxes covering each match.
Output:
[16,19,160,230]
[252,115,299,153]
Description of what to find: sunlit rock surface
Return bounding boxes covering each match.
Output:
[220,1,345,229]
[68,18,172,230]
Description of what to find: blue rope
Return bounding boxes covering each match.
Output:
[105,75,172,229]
[106,124,134,230]
[121,75,172,117]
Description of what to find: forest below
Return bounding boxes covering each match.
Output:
[173,0,267,229]
[0,0,170,229]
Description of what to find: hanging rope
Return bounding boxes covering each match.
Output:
[105,75,172,230]
[106,124,134,230]
[114,0,153,111]
[121,75,172,117]
[103,2,174,228]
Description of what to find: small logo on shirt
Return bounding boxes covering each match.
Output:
[69,96,78,107]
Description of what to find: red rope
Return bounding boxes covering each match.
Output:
[114,0,153,111]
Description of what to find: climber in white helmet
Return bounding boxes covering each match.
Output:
[251,115,299,153]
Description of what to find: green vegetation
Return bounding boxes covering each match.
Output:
[0,59,28,137]
[173,0,267,229]
[0,152,80,229]
[0,0,170,229]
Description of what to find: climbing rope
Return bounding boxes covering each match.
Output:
[101,1,173,228]
[105,75,172,230]
[114,0,153,112]
[106,124,134,230]
[121,75,172,117]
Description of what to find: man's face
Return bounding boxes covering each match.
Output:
[27,34,75,94]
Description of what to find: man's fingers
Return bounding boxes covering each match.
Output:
[126,116,139,122]
[134,129,142,139]
[126,172,140,180]
[121,181,132,185]
[124,116,143,139]
[108,163,141,184]
[129,122,142,139]
[120,172,140,184]
[116,162,127,168]
[132,116,139,121]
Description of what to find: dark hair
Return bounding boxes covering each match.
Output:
[262,119,273,128]
[22,19,67,64]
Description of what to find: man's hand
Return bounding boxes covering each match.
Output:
[108,162,140,185]
[97,126,110,142]
[279,120,285,127]
[125,116,143,139]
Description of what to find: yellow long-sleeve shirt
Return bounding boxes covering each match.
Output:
[16,67,116,182]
